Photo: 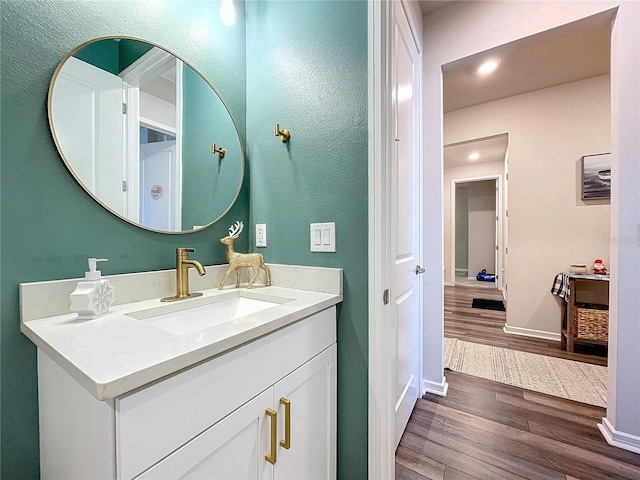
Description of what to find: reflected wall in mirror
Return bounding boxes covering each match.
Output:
[48,37,244,233]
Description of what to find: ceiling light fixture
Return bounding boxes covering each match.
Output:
[476,58,500,76]
[468,152,481,160]
[220,0,235,27]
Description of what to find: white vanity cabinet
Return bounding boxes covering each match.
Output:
[140,345,336,480]
[38,307,337,480]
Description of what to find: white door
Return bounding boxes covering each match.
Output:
[392,2,422,448]
[139,138,178,231]
[50,56,125,215]
[272,345,337,480]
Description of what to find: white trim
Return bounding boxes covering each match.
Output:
[503,324,561,342]
[174,60,183,231]
[138,117,176,136]
[444,282,455,287]
[120,47,175,87]
[123,83,140,221]
[598,417,640,455]
[367,0,394,479]
[422,377,449,397]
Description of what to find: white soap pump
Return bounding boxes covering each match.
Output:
[70,258,115,319]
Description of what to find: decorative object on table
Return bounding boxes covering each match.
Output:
[592,259,608,275]
[581,153,611,200]
[475,269,496,282]
[219,221,271,289]
[570,263,588,274]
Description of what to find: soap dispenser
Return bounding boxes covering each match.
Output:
[70,258,115,319]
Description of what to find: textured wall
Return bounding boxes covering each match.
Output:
[246,1,369,478]
[0,1,247,477]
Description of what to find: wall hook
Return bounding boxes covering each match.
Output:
[211,143,226,159]
[275,123,291,143]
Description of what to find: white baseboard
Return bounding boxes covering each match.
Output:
[598,417,640,454]
[444,282,455,287]
[503,324,561,342]
[422,377,449,397]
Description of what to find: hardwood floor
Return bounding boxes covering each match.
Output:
[444,284,607,366]
[396,372,640,480]
[394,285,635,479]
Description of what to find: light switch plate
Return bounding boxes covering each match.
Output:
[256,224,267,247]
[310,222,335,252]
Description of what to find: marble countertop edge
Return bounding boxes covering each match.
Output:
[22,286,342,401]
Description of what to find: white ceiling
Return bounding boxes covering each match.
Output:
[444,134,508,168]
[423,2,612,168]
[418,0,453,15]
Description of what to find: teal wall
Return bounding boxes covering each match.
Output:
[1,0,369,477]
[182,64,244,230]
[73,38,121,74]
[246,1,369,478]
[73,38,154,75]
[0,1,247,477]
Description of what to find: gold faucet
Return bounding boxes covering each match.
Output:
[161,248,206,302]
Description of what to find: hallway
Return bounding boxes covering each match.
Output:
[444,285,606,366]
[393,285,630,479]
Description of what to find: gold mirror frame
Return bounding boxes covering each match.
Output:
[48,36,244,234]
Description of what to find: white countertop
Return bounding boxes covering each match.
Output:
[22,284,342,401]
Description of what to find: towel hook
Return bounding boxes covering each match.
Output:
[275,123,291,143]
[211,143,226,159]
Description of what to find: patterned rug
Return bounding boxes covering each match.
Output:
[444,338,608,407]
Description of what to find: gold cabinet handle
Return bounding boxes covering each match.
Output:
[265,408,277,464]
[279,398,291,449]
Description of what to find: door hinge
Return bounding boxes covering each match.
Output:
[383,289,390,305]
[122,180,127,192]
[506,173,509,180]
[506,209,508,217]
[122,102,127,114]
[506,247,508,254]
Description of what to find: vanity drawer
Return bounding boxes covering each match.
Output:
[116,306,336,480]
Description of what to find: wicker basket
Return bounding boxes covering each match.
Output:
[573,306,609,341]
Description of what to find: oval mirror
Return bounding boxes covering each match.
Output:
[48,37,244,233]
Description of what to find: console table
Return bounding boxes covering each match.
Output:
[552,273,610,352]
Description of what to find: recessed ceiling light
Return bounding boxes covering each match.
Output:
[476,58,501,76]
[468,152,481,160]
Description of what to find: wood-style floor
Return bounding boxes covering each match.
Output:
[396,371,640,480]
[444,284,607,366]
[395,285,638,479]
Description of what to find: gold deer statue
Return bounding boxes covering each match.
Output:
[219,221,271,289]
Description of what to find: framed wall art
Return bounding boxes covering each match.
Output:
[582,153,611,200]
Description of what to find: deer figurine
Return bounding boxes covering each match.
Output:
[218,221,271,289]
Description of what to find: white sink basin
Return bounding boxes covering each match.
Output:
[126,291,293,336]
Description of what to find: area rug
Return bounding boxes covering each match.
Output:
[471,298,506,311]
[444,338,607,407]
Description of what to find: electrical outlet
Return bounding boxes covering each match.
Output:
[256,223,267,247]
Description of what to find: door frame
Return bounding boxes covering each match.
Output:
[121,47,184,230]
[368,1,423,478]
[449,175,504,292]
